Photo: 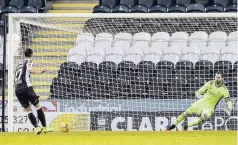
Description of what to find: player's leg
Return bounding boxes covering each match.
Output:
[184,108,214,130]
[28,87,53,133]
[166,106,201,131]
[15,90,41,135]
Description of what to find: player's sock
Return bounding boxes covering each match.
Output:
[37,108,46,127]
[28,112,38,128]
[187,117,205,127]
[174,112,187,125]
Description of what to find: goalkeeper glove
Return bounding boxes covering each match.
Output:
[196,95,203,99]
[224,109,232,116]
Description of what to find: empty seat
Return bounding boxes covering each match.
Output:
[181,46,201,64]
[93,5,111,13]
[148,85,163,98]
[175,60,193,70]
[9,0,24,9]
[95,33,113,51]
[193,69,213,83]
[130,4,148,13]
[133,32,151,52]
[105,46,124,65]
[166,83,187,98]
[234,61,238,70]
[225,3,237,12]
[176,0,192,7]
[138,0,155,8]
[221,46,238,64]
[157,0,172,7]
[214,61,232,75]
[100,0,118,8]
[75,33,94,50]
[143,47,162,64]
[28,0,44,10]
[137,61,155,71]
[0,0,6,9]
[214,0,231,7]
[67,47,87,65]
[149,4,167,13]
[206,4,224,12]
[60,62,79,71]
[109,83,128,98]
[124,46,143,64]
[195,60,213,70]
[118,61,136,71]
[119,0,136,8]
[19,6,37,13]
[209,31,227,48]
[163,46,181,64]
[201,46,220,64]
[151,32,170,49]
[195,0,211,6]
[168,4,186,13]
[227,31,237,47]
[114,32,132,52]
[112,5,129,13]
[87,47,105,65]
[170,32,189,48]
[0,6,18,19]
[156,61,174,70]
[189,31,208,48]
[187,82,203,96]
[130,84,148,98]
[187,3,205,12]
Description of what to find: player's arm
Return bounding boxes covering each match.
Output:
[27,61,46,74]
[223,89,233,116]
[195,81,212,99]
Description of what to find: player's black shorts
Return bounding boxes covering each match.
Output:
[15,87,39,109]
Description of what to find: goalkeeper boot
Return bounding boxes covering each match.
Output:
[42,126,54,133]
[182,124,188,131]
[165,124,176,131]
[35,126,42,135]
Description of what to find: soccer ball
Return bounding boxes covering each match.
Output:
[60,122,71,133]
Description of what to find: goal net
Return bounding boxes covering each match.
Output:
[7,13,237,132]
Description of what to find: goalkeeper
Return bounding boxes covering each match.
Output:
[166,72,233,131]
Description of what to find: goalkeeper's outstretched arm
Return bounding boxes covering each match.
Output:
[195,81,212,98]
[224,90,233,116]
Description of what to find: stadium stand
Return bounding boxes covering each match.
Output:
[93,0,237,13]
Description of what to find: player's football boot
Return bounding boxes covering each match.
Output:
[165,124,176,131]
[42,126,54,133]
[182,124,188,131]
[35,126,42,135]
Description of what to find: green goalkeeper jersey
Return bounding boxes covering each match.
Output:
[194,80,230,109]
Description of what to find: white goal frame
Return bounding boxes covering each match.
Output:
[7,13,238,132]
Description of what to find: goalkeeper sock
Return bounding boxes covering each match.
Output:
[174,112,187,125]
[187,117,205,127]
[28,112,38,128]
[37,108,46,127]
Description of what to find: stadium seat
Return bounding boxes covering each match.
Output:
[170,32,189,48]
[187,3,205,13]
[124,46,143,64]
[193,69,213,83]
[133,32,151,52]
[118,61,136,71]
[114,32,132,52]
[130,4,148,13]
[195,60,213,70]
[221,46,238,64]
[60,62,79,71]
[28,0,45,11]
[176,0,192,7]
[93,5,111,13]
[0,6,18,19]
[227,31,237,47]
[67,47,86,65]
[182,46,201,64]
[214,0,231,7]
[137,61,155,71]
[206,4,224,12]
[214,61,232,76]
[149,4,167,13]
[87,47,105,65]
[9,0,24,9]
[156,0,172,7]
[225,3,237,12]
[195,0,211,6]
[19,6,37,13]
[156,61,174,70]
[0,63,3,78]
[148,85,163,98]
[151,32,170,49]
[138,0,155,8]
[100,0,119,8]
[163,46,181,64]
[166,83,187,98]
[168,4,186,13]
[175,60,194,70]
[209,31,227,48]
[95,33,113,51]
[187,82,203,96]
[0,0,6,9]
[109,83,128,98]
[80,62,98,83]
[201,46,220,64]
[90,83,106,99]
[189,31,208,48]
[234,61,238,70]
[130,84,148,98]
[119,0,136,8]
[75,33,94,50]
[105,46,124,65]
[143,47,162,64]
[112,5,129,13]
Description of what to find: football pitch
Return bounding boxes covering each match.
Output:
[0,131,236,145]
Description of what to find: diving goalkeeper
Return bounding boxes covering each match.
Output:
[166,72,233,131]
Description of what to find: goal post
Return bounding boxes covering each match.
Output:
[7,13,238,132]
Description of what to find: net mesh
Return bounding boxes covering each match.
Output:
[9,14,238,131]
